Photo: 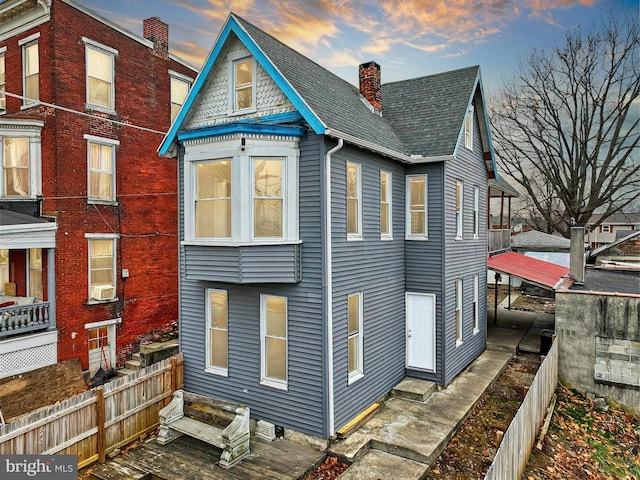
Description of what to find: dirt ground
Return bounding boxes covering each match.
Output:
[426,354,541,479]
[0,358,87,422]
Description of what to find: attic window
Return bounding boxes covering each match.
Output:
[464,106,474,150]
[229,52,256,114]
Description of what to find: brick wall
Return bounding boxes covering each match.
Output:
[0,0,196,369]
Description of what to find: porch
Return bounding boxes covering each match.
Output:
[0,209,58,378]
[488,176,518,253]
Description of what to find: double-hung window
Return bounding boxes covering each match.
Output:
[406,175,428,239]
[2,137,29,196]
[473,274,479,334]
[347,292,364,384]
[29,248,42,299]
[185,137,299,244]
[464,106,474,150]
[20,34,39,105]
[87,235,117,302]
[261,294,287,389]
[456,180,463,239]
[170,72,191,122]
[347,162,362,239]
[86,135,118,202]
[0,50,5,113]
[380,170,392,239]
[206,289,228,375]
[455,279,463,346]
[228,51,256,114]
[84,38,116,111]
[473,186,479,239]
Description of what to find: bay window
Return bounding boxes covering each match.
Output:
[195,159,232,238]
[253,158,283,238]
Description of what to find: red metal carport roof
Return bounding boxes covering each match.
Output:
[487,251,570,290]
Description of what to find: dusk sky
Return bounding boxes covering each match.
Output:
[76,0,636,95]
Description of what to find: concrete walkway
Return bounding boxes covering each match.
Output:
[330,349,513,479]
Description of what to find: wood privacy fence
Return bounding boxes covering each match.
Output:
[0,354,183,469]
[484,340,558,480]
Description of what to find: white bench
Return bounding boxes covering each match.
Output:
[157,390,250,468]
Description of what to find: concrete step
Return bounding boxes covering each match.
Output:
[125,358,141,371]
[392,378,436,402]
[131,352,141,361]
[116,367,138,377]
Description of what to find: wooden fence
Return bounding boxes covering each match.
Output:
[484,340,558,480]
[0,353,183,469]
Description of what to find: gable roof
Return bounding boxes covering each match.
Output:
[159,12,496,173]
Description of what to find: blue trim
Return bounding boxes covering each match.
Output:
[178,123,306,141]
[159,15,325,155]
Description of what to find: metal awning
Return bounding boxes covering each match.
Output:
[488,251,569,290]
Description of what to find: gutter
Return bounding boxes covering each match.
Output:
[324,137,343,436]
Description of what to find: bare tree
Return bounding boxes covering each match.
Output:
[490,12,639,237]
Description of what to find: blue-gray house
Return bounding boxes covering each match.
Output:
[159,13,499,440]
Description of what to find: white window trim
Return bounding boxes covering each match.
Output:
[251,157,286,241]
[347,292,364,385]
[347,161,363,241]
[473,185,479,239]
[84,318,121,329]
[464,105,474,150]
[0,128,43,199]
[380,170,392,240]
[85,134,119,204]
[183,137,299,245]
[405,174,428,240]
[227,49,256,115]
[205,288,228,377]
[0,48,6,114]
[18,32,41,46]
[169,74,192,123]
[21,39,39,108]
[455,180,463,240]
[260,294,288,390]
[455,279,463,347]
[473,274,479,335]
[85,233,118,304]
[83,37,117,114]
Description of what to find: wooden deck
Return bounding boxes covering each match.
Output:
[86,434,326,480]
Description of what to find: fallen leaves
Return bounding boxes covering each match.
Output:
[304,455,349,480]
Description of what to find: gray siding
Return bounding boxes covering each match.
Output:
[329,142,407,431]
[179,133,327,437]
[442,100,489,385]
[405,162,446,384]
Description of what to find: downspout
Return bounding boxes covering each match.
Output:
[325,137,343,436]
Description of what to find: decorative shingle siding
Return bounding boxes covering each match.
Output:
[184,34,294,130]
[442,100,488,385]
[329,142,407,431]
[179,133,327,437]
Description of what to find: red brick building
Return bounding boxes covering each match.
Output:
[0,0,196,377]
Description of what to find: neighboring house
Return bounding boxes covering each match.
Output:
[159,13,503,440]
[0,0,196,378]
[588,231,640,266]
[586,212,640,249]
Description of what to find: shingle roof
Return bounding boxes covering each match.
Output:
[511,230,571,251]
[0,209,50,227]
[381,66,479,157]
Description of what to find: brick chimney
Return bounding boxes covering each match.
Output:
[359,61,381,111]
[143,17,169,59]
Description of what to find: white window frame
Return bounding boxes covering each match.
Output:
[228,50,256,115]
[455,279,463,347]
[473,185,479,239]
[85,233,118,303]
[406,174,428,240]
[85,134,119,204]
[169,71,192,123]
[260,294,288,390]
[464,105,474,150]
[183,137,299,246]
[601,225,611,233]
[380,170,392,240]
[20,33,39,107]
[28,248,42,299]
[205,288,228,376]
[455,180,463,239]
[0,47,6,113]
[347,161,362,240]
[473,274,479,334]
[83,38,117,113]
[0,121,43,198]
[252,157,285,240]
[347,291,364,385]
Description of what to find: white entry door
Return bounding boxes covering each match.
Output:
[406,293,436,371]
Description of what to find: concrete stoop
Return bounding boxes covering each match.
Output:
[336,450,426,480]
[117,352,142,377]
[392,378,436,402]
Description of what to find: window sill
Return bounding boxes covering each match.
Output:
[205,367,228,377]
[454,236,464,241]
[405,236,429,241]
[85,103,116,116]
[380,235,393,241]
[347,235,363,242]
[260,378,287,391]
[88,199,118,206]
[86,297,119,306]
[182,239,302,247]
[472,328,479,335]
[348,371,364,385]
[455,339,464,348]
[21,102,41,110]
[228,106,257,117]
[472,235,479,240]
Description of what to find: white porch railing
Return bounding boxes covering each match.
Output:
[0,302,50,338]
